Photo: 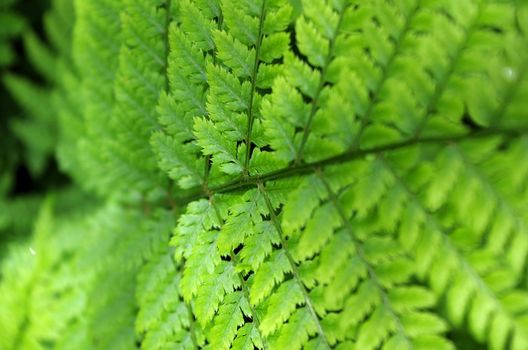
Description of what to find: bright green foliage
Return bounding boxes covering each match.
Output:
[1,0,528,350]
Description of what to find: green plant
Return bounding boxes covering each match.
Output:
[0,0,25,67]
[1,0,528,349]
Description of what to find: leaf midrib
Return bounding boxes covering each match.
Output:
[243,0,268,175]
[175,126,528,204]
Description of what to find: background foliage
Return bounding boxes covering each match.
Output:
[1,0,528,349]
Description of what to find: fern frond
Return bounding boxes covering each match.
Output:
[2,0,528,349]
[277,162,450,349]
[173,199,222,300]
[72,0,123,195]
[262,0,351,164]
[136,228,203,349]
[78,203,171,350]
[206,290,247,350]
[151,0,216,189]
[173,194,270,349]
[391,140,528,348]
[102,0,173,199]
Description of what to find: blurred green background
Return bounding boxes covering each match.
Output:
[1,0,70,258]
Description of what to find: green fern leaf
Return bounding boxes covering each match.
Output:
[2,0,528,349]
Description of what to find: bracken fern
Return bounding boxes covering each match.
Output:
[1,0,528,349]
